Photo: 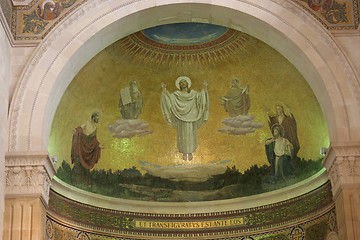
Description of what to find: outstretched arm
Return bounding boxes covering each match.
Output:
[203,80,208,90]
[242,85,249,94]
[265,137,275,145]
[161,82,167,93]
[263,107,271,123]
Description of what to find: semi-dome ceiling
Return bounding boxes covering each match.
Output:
[49,22,329,202]
[108,23,257,68]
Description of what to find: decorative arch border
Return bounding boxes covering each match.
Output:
[8,0,360,152]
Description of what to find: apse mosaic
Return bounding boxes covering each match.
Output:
[3,0,358,42]
[49,23,329,202]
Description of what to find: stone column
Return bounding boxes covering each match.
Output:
[324,145,360,240]
[4,152,56,240]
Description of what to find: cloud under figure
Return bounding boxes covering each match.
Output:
[108,119,152,138]
[218,115,263,135]
[139,160,231,182]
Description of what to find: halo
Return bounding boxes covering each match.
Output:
[273,102,291,114]
[90,110,102,119]
[271,123,285,137]
[231,77,240,83]
[41,0,55,9]
[175,76,192,90]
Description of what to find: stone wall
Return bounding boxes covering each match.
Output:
[0,18,10,237]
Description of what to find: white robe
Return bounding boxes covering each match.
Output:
[161,89,209,154]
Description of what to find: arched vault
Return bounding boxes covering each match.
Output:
[8,0,360,152]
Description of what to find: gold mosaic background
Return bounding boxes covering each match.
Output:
[48,28,329,173]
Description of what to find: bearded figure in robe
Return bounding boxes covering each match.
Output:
[221,78,250,117]
[119,80,143,119]
[265,124,293,181]
[71,112,102,185]
[267,104,300,159]
[160,76,209,161]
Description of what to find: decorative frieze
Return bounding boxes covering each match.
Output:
[46,181,335,239]
[47,181,334,238]
[5,152,56,203]
[324,145,360,196]
[5,0,359,43]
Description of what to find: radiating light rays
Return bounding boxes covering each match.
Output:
[107,29,257,69]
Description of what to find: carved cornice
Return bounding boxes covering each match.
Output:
[5,151,56,203]
[323,145,360,196]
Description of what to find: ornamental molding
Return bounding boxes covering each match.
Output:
[46,186,335,239]
[5,152,56,203]
[323,145,360,196]
[325,144,360,162]
[6,0,359,43]
[11,0,33,6]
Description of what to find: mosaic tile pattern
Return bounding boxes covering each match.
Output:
[47,181,335,239]
[294,0,359,31]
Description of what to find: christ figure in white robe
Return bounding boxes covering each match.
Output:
[160,76,209,161]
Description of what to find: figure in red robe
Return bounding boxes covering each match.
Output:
[71,112,102,185]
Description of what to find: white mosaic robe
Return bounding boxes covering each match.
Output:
[161,89,209,154]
